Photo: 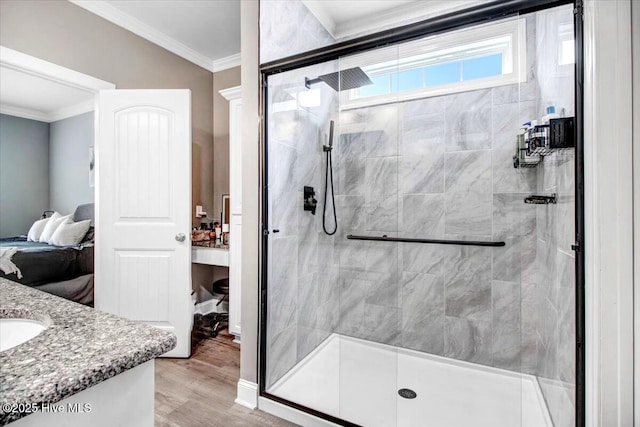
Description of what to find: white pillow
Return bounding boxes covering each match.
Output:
[49,219,92,246]
[39,213,72,243]
[27,217,50,242]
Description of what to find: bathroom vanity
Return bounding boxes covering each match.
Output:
[0,278,176,427]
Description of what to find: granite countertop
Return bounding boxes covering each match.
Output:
[0,278,176,425]
[191,241,229,249]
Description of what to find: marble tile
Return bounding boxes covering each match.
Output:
[521,282,539,374]
[296,119,322,189]
[444,246,492,322]
[556,194,575,254]
[365,157,398,232]
[445,191,492,236]
[492,281,522,370]
[444,89,492,152]
[402,194,444,237]
[267,324,297,387]
[400,153,445,194]
[491,101,538,142]
[402,96,447,117]
[337,272,372,339]
[401,243,444,275]
[492,238,521,282]
[363,304,401,345]
[269,142,298,236]
[341,105,399,158]
[296,326,319,362]
[493,193,536,240]
[365,241,399,275]
[335,131,366,197]
[365,271,400,308]
[297,272,318,328]
[401,272,445,355]
[556,286,575,384]
[521,232,538,284]
[444,150,491,193]
[260,0,334,63]
[401,112,445,157]
[538,378,575,427]
[298,210,319,274]
[491,81,539,106]
[335,195,366,236]
[268,110,302,146]
[269,237,298,332]
[492,148,537,193]
[538,297,558,380]
[337,238,367,271]
[444,316,493,365]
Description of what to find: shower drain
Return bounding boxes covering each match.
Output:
[398,388,417,399]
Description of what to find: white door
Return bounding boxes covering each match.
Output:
[96,90,192,358]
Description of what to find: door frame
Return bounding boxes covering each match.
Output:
[257,1,586,426]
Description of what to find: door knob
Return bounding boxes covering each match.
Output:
[175,233,186,242]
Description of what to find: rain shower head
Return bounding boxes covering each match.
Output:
[305,67,373,92]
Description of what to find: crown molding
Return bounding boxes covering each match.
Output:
[213,53,241,73]
[219,86,241,101]
[302,1,483,41]
[1,104,50,122]
[1,99,95,123]
[70,0,218,73]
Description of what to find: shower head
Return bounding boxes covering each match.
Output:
[305,67,373,92]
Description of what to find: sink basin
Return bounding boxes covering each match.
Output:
[0,318,46,352]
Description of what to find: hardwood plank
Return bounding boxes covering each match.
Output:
[155,315,297,426]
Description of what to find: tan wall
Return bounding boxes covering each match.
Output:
[213,66,241,220]
[0,0,214,227]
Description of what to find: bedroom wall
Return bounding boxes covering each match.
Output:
[0,114,49,238]
[49,112,94,215]
[0,0,214,228]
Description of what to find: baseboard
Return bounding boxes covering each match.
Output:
[258,396,338,427]
[235,379,258,409]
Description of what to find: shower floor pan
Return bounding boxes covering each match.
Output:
[269,334,552,427]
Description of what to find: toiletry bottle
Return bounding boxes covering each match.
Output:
[542,105,560,124]
[215,223,222,245]
[222,224,230,246]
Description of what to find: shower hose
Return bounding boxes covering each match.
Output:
[323,131,338,236]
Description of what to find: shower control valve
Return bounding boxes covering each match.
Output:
[303,186,318,215]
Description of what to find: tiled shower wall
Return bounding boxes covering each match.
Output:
[533,6,576,427]
[333,86,539,371]
[266,62,341,387]
[265,5,577,406]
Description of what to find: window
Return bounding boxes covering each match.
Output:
[340,19,527,109]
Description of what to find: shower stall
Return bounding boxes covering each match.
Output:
[260,2,582,426]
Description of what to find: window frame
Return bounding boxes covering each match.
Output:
[339,18,527,110]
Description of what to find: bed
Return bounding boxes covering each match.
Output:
[0,203,95,305]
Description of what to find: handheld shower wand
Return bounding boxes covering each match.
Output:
[322,121,337,235]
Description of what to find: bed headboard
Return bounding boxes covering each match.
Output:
[74,203,95,226]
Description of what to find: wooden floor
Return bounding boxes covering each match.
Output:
[155,315,297,427]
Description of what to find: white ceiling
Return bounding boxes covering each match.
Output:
[71,0,241,73]
[302,0,484,40]
[0,66,95,123]
[68,0,483,73]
